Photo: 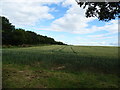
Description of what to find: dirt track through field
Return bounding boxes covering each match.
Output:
[58,46,66,52]
[70,47,77,54]
[51,46,66,52]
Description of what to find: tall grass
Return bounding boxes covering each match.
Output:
[3,45,119,74]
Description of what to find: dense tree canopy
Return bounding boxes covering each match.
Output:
[2,16,15,32]
[76,1,120,21]
[1,16,66,45]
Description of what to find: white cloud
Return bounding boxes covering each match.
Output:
[49,8,118,34]
[2,0,118,35]
[78,42,108,46]
[62,0,77,7]
[40,0,118,35]
[1,0,64,3]
[1,0,64,27]
[87,33,118,39]
[1,0,118,46]
[71,36,118,46]
[109,42,119,46]
[48,0,96,34]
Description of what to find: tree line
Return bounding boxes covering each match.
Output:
[1,16,66,45]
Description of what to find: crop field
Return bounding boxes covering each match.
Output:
[2,45,120,88]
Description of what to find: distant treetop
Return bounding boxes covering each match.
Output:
[1,16,66,45]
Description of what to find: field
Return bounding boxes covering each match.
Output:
[2,45,120,88]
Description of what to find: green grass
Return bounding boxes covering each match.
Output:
[3,64,120,88]
[2,45,120,88]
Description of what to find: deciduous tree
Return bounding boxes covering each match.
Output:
[76,1,120,21]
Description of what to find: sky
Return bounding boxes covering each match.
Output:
[1,0,119,46]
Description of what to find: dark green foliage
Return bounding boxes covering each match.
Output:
[11,29,26,45]
[1,16,66,45]
[76,1,120,21]
[1,16,15,45]
[2,16,15,32]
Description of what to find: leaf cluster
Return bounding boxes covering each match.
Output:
[76,1,120,21]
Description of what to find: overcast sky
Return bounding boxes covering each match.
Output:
[1,0,119,46]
